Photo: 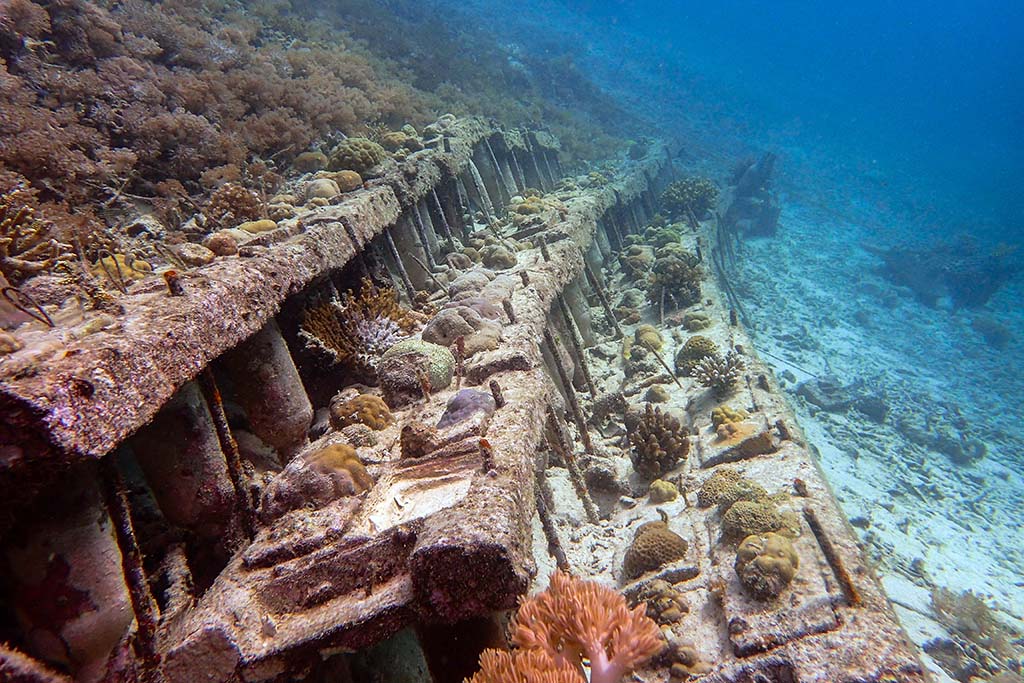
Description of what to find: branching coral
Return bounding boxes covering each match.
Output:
[625,403,689,480]
[692,350,745,397]
[486,570,663,683]
[660,177,719,219]
[0,192,73,283]
[647,242,701,309]
[300,278,420,381]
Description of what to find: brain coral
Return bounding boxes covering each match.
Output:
[623,510,689,581]
[675,335,719,376]
[735,532,799,600]
[329,394,393,431]
[328,137,388,174]
[721,500,784,541]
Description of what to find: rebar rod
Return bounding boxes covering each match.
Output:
[198,367,256,539]
[583,261,624,340]
[98,456,162,677]
[556,294,598,397]
[383,228,417,302]
[541,328,593,453]
[545,409,599,524]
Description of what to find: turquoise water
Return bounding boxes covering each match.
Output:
[447,0,1024,677]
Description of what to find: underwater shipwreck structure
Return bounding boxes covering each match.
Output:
[0,117,930,682]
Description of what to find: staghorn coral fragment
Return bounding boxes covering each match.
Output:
[0,196,74,284]
[622,509,689,581]
[735,532,799,600]
[626,403,689,480]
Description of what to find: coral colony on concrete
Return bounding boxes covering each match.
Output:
[0,1,1016,683]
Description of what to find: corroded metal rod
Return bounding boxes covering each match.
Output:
[410,209,437,270]
[535,477,571,571]
[383,228,417,302]
[556,294,598,397]
[583,261,624,340]
[545,408,599,524]
[198,367,256,539]
[98,456,161,675]
[541,328,593,453]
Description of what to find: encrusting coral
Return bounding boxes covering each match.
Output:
[721,500,784,541]
[468,570,662,683]
[622,509,689,581]
[300,278,421,381]
[660,177,719,219]
[258,443,373,523]
[647,479,679,503]
[675,335,719,376]
[735,532,799,600]
[329,393,393,431]
[626,403,689,480]
[632,578,689,625]
[691,350,745,397]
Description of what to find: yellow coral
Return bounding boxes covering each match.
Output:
[634,324,663,352]
[307,444,374,493]
[711,405,749,429]
[91,253,152,286]
[648,479,679,503]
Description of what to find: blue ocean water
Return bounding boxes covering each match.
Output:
[447,0,1024,675]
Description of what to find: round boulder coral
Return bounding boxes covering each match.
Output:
[378,339,455,406]
[328,137,388,174]
[675,335,719,376]
[735,532,799,600]
[721,500,783,541]
[622,510,688,581]
[329,394,393,431]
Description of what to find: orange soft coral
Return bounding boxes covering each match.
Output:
[468,649,579,683]
[508,571,663,683]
